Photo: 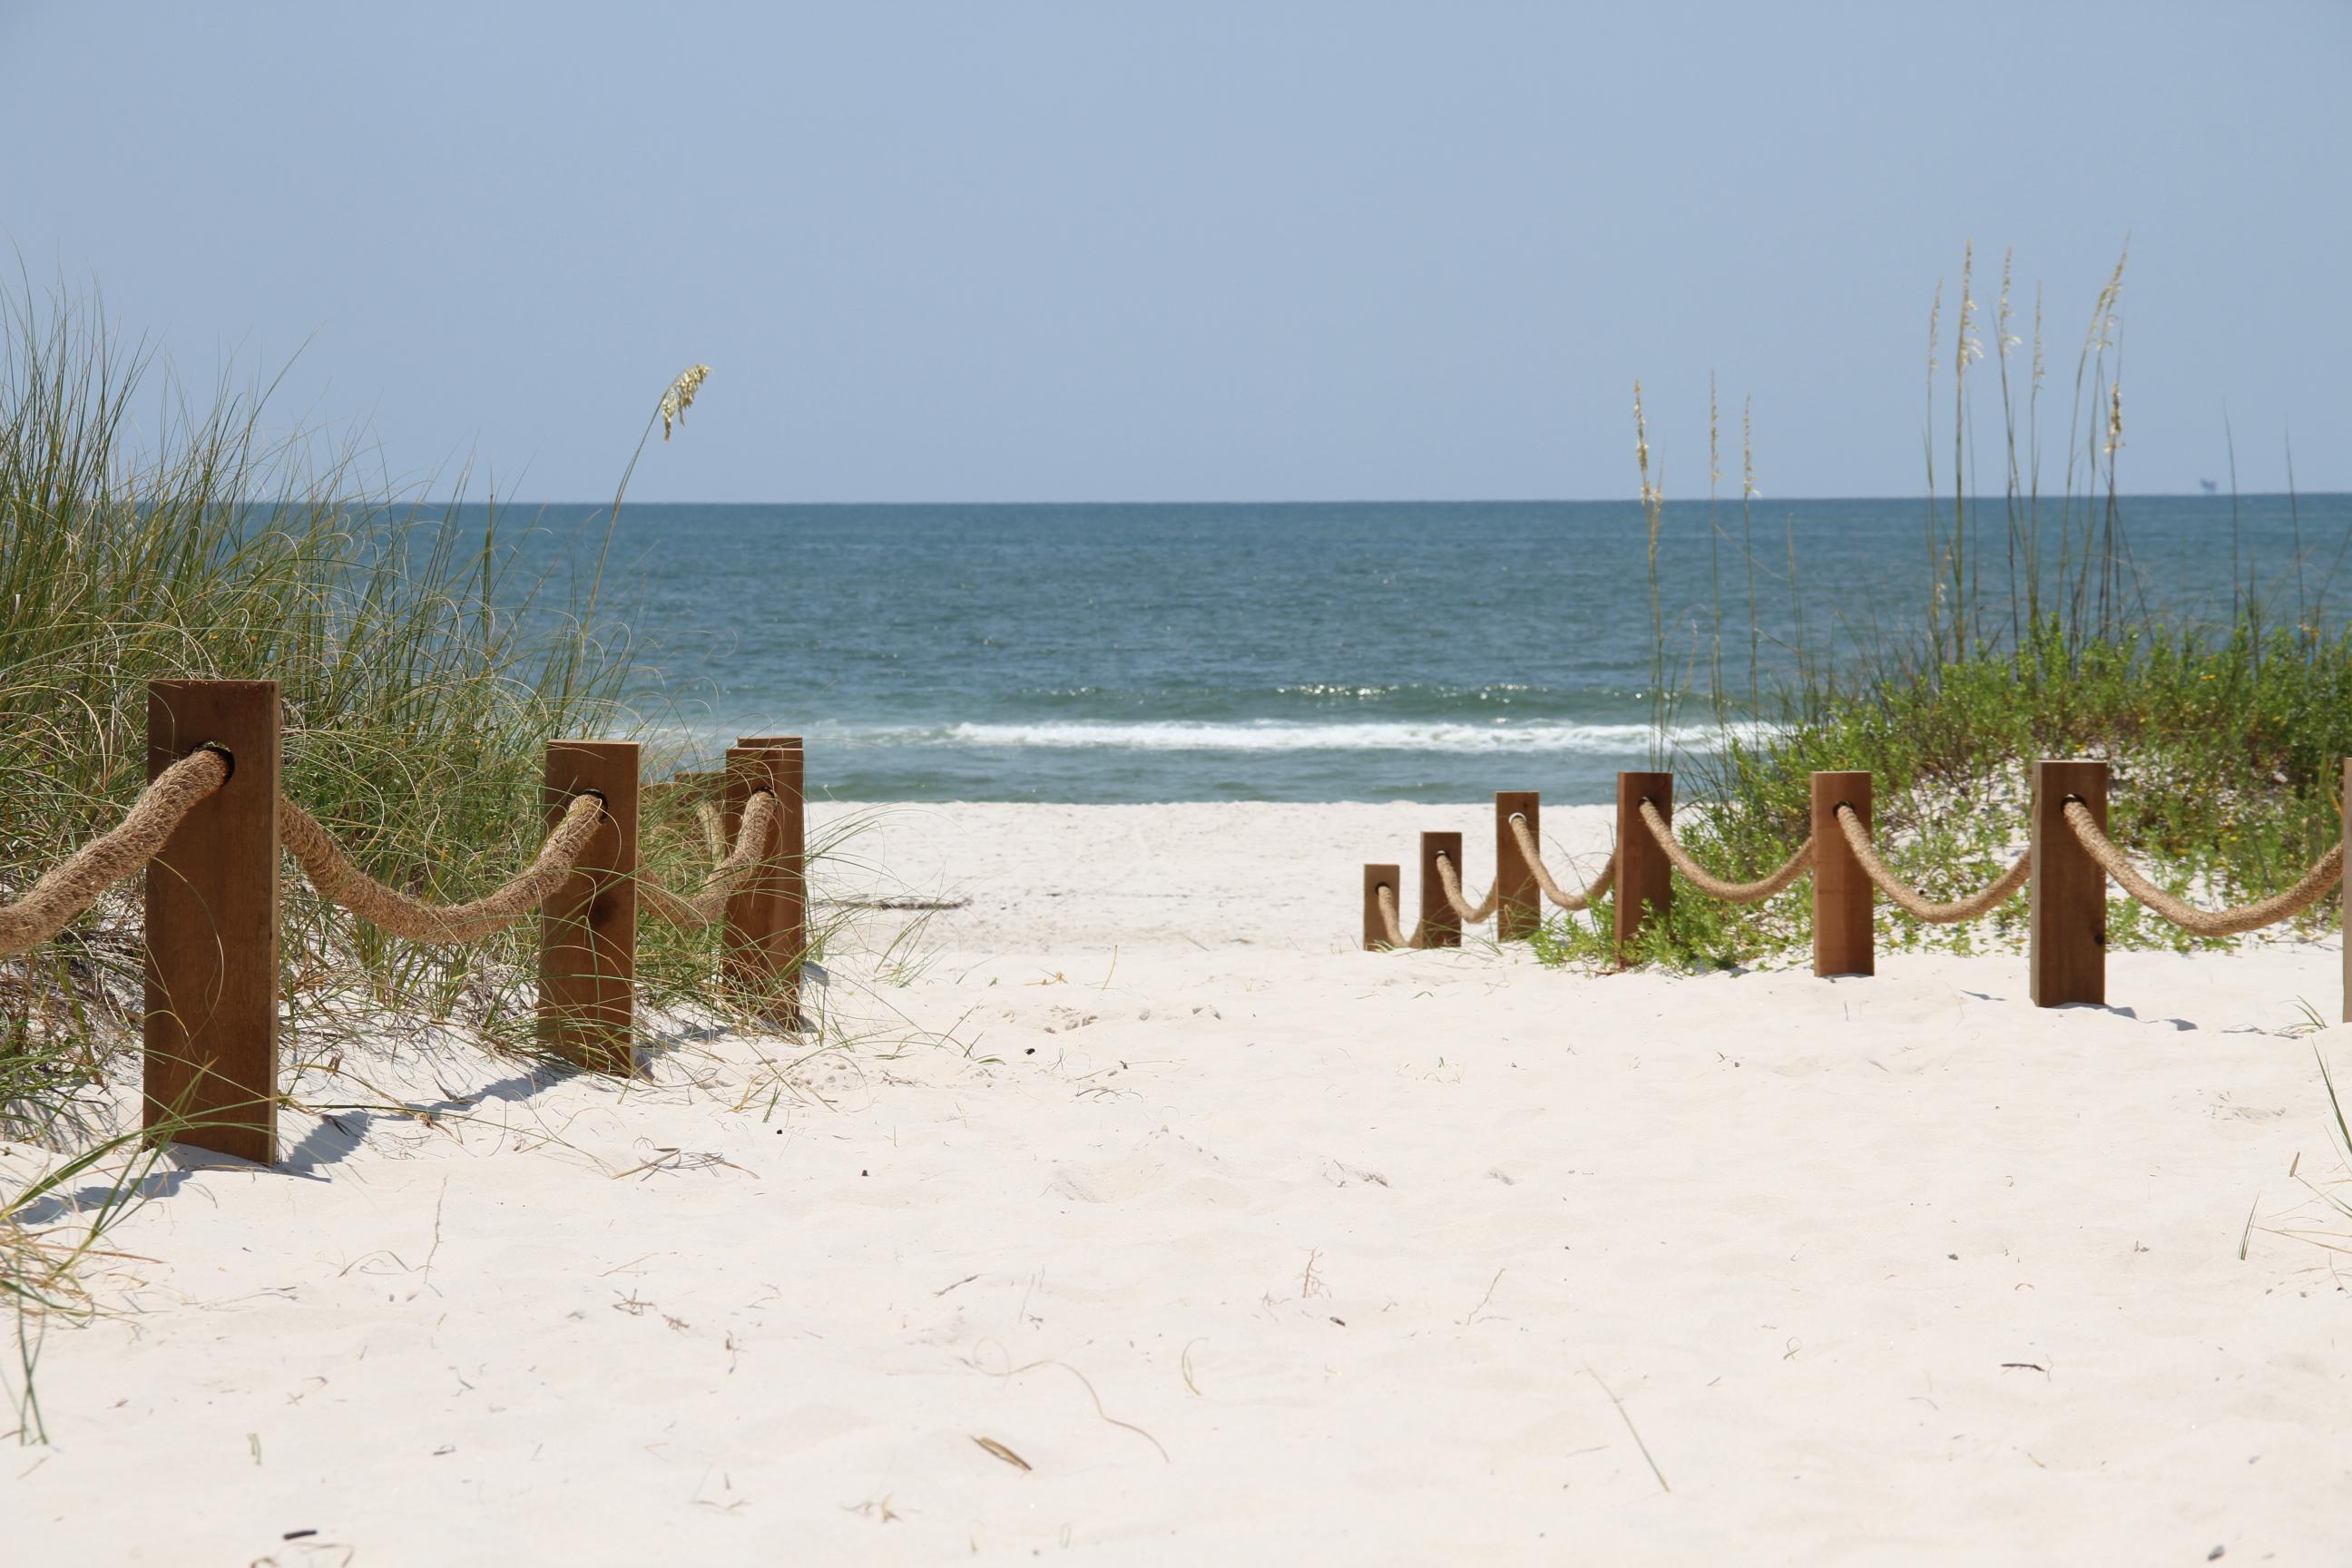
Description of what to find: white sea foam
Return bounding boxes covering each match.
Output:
[842,720,1770,753]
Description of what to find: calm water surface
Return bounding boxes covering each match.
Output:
[494,495,2350,802]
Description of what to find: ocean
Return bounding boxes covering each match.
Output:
[499,495,2348,803]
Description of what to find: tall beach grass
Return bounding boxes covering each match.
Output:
[1540,246,2352,969]
[0,289,858,1435]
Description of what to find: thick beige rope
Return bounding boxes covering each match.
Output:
[1505,814,1613,911]
[1833,804,2030,924]
[1432,852,1500,924]
[1636,800,1811,904]
[695,801,727,862]
[1374,882,1410,948]
[0,749,230,956]
[639,789,779,930]
[280,791,606,944]
[2062,799,2343,936]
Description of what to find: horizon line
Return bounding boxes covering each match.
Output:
[461,489,2351,510]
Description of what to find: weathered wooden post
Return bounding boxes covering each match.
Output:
[720,744,792,1006]
[1362,863,1400,951]
[539,740,639,1073]
[1417,830,1462,949]
[1811,770,1873,976]
[1614,770,1673,965]
[738,735,806,1027]
[2030,758,2107,1007]
[1494,791,1541,942]
[144,680,281,1164]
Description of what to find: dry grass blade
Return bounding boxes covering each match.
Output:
[1585,1367,1670,1494]
[971,1436,1031,1472]
[968,1342,1171,1463]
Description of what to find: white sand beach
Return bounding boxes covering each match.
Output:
[9,800,2350,1563]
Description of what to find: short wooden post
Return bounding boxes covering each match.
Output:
[2340,759,2349,1023]
[539,740,639,1073]
[1494,791,1541,942]
[2030,758,2107,1007]
[143,680,281,1164]
[1811,770,1873,976]
[720,745,791,1004]
[1614,770,1673,965]
[738,735,806,1028]
[1417,830,1462,949]
[1362,863,1400,950]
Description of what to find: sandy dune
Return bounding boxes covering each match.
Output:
[8,800,2349,1563]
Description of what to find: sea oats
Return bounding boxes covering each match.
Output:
[661,363,712,440]
[1741,397,1759,500]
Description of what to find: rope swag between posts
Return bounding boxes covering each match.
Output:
[0,681,815,1168]
[1361,760,2351,1020]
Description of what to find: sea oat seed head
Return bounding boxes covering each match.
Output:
[1741,397,1759,500]
[661,363,712,440]
[1709,374,1721,491]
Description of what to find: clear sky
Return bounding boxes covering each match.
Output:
[5,2,2345,502]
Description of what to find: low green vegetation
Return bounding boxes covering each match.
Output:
[1539,626,2352,972]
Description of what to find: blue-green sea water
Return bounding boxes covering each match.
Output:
[501,495,2349,803]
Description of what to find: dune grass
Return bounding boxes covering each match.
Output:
[1538,246,2350,971]
[0,288,867,1436]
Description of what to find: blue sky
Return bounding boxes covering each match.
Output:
[5,2,2345,501]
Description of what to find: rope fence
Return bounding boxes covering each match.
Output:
[10,684,2348,1171]
[1359,759,2352,1018]
[0,680,815,1167]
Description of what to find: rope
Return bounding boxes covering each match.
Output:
[1505,814,1613,911]
[280,791,607,944]
[695,801,727,862]
[1832,805,2029,923]
[639,789,779,930]
[2063,799,2343,936]
[0,749,230,957]
[1374,882,1409,947]
[1635,800,1812,904]
[1432,853,1500,924]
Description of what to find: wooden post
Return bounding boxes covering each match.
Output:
[143,680,280,1164]
[2030,759,2107,1008]
[738,735,806,1028]
[539,740,639,1073]
[2341,759,2350,1023]
[720,745,792,1004]
[1494,791,1541,942]
[1811,770,1873,977]
[1417,830,1462,949]
[1614,770,1673,965]
[1362,863,1400,951]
